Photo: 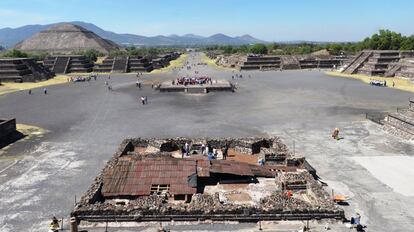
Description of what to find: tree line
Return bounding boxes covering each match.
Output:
[204,29,414,55]
[0,47,180,61]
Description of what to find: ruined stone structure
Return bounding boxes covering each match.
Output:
[95,56,154,73]
[72,137,343,224]
[383,99,414,140]
[240,55,281,70]
[14,23,120,54]
[128,56,153,72]
[43,55,93,74]
[395,58,414,80]
[94,53,180,73]
[342,50,414,77]
[218,54,344,71]
[0,58,54,82]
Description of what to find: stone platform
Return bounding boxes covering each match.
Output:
[159,80,234,93]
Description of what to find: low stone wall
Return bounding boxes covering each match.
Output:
[386,114,414,135]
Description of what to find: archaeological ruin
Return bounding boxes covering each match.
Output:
[0,58,54,82]
[383,99,414,140]
[43,55,94,74]
[72,137,344,225]
[13,23,120,54]
[215,54,345,71]
[94,53,180,73]
[342,50,414,78]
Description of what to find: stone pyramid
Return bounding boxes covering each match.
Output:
[14,23,120,54]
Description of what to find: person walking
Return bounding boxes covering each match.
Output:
[43,88,47,95]
[201,144,206,155]
[28,89,32,95]
[185,142,189,156]
[140,96,145,105]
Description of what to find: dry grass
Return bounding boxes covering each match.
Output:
[150,53,189,74]
[0,75,69,96]
[325,71,414,93]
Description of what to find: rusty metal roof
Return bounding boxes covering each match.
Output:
[196,160,210,177]
[209,160,274,177]
[102,157,197,197]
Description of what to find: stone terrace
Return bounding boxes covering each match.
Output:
[0,58,54,82]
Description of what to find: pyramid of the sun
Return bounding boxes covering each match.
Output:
[14,23,120,54]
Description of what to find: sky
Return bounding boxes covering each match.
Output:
[0,0,413,42]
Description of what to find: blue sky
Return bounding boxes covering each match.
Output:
[0,0,413,41]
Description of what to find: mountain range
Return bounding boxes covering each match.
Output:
[0,21,267,48]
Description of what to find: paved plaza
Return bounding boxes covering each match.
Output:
[0,53,413,231]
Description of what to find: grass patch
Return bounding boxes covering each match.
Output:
[200,53,237,71]
[150,54,189,74]
[325,71,414,93]
[0,75,69,96]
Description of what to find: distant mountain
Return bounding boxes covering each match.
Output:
[0,21,268,47]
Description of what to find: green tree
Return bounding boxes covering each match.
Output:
[249,43,268,54]
[2,49,28,58]
[401,35,414,50]
[222,45,234,54]
[328,43,343,55]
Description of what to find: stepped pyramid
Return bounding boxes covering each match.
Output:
[14,23,120,54]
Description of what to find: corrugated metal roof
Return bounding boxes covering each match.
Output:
[209,160,273,177]
[196,160,211,177]
[102,157,197,197]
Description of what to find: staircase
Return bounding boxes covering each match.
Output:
[112,56,128,73]
[342,51,372,74]
[384,63,402,77]
[52,56,70,74]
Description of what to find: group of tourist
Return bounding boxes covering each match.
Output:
[173,76,213,86]
[369,78,396,88]
[181,142,228,160]
[369,79,387,87]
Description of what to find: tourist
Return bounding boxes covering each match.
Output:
[201,144,206,155]
[392,81,395,87]
[223,147,228,160]
[49,216,59,231]
[28,89,32,95]
[140,96,145,105]
[185,142,189,156]
[332,128,340,140]
[105,81,108,86]
[108,75,111,79]
[144,96,148,104]
[43,88,47,95]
